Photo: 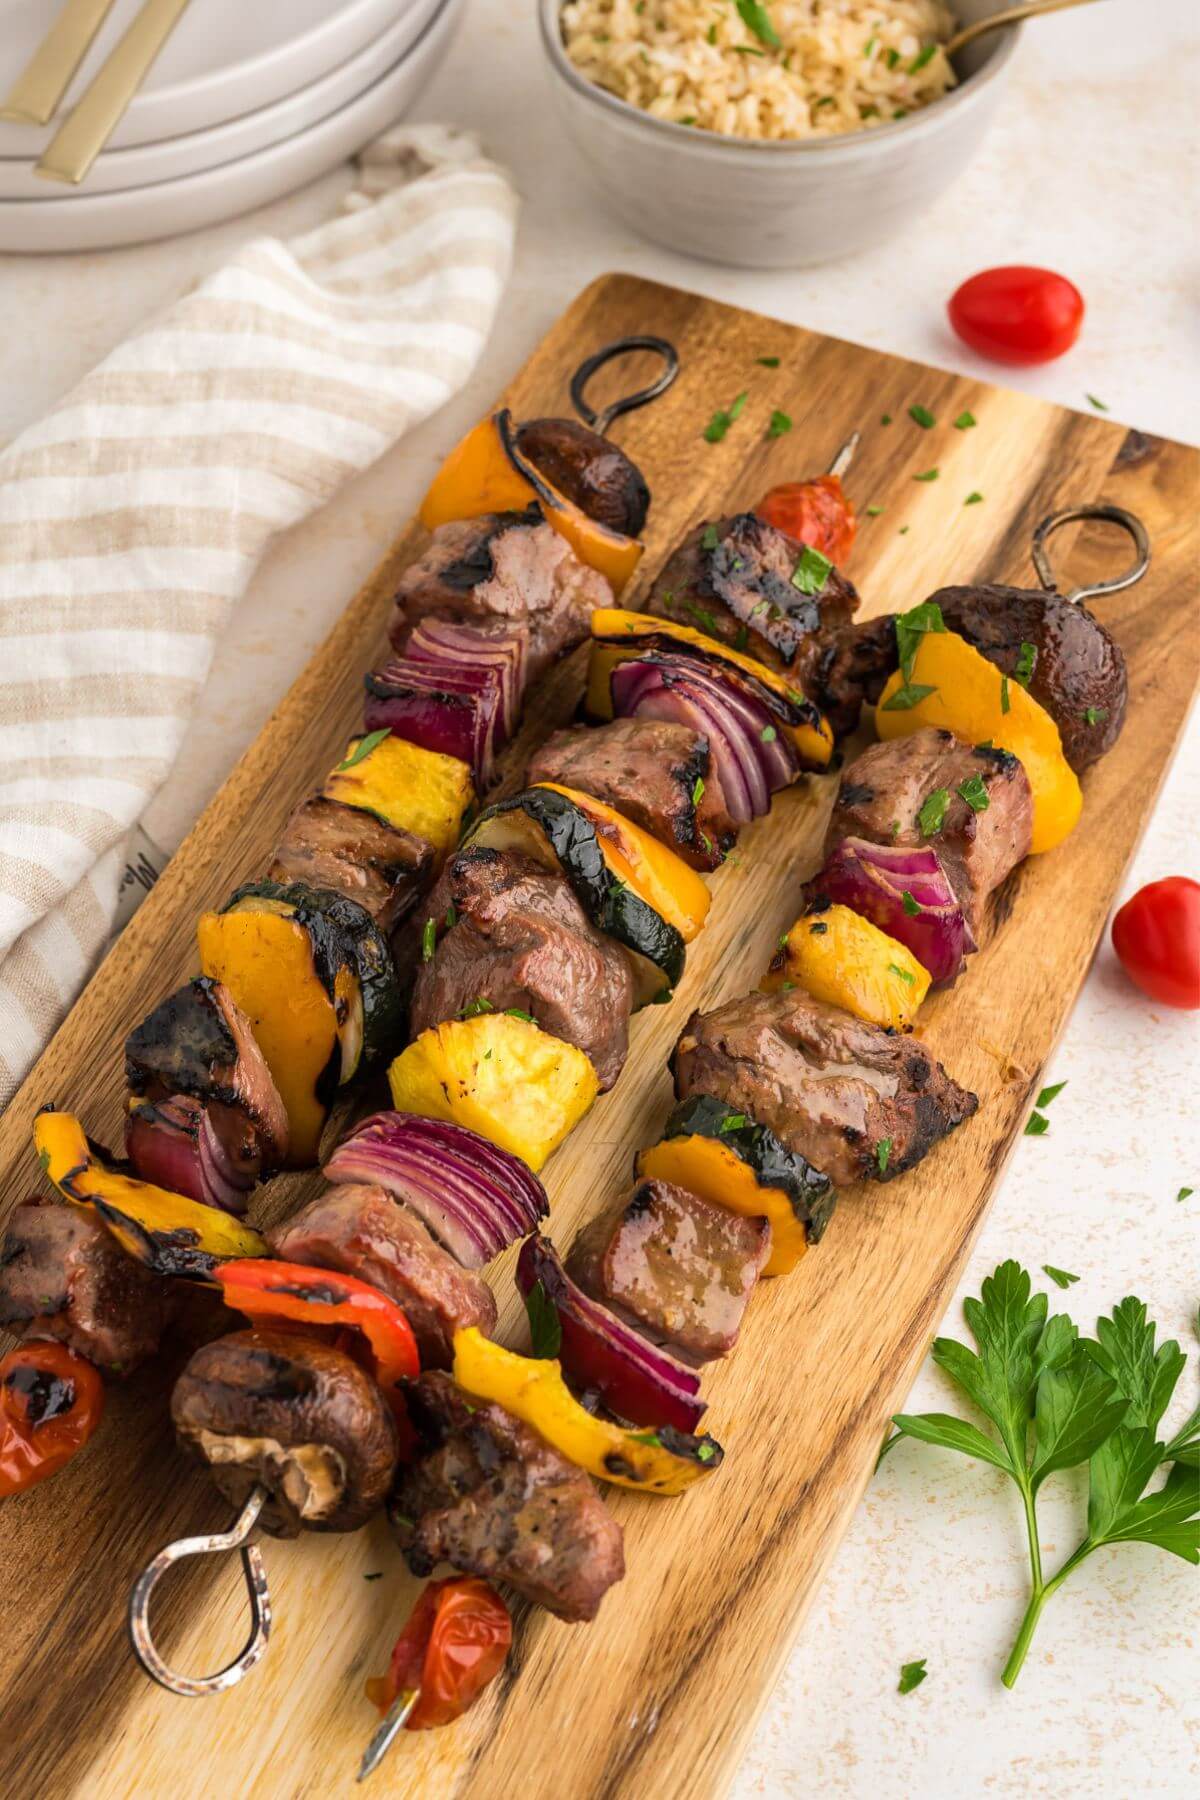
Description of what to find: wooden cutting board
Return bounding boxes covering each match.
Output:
[1,274,1196,1800]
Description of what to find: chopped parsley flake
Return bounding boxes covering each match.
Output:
[791,544,832,594]
[1178,1187,1194,1202]
[460,996,495,1019]
[913,467,939,482]
[761,725,778,743]
[1024,1111,1050,1137]
[719,1113,747,1133]
[1036,1080,1067,1108]
[876,1137,893,1175]
[421,918,436,962]
[768,408,793,438]
[954,410,977,430]
[701,523,720,549]
[918,787,950,837]
[703,391,748,443]
[882,682,937,711]
[684,602,720,635]
[336,727,390,771]
[909,404,936,429]
[909,43,937,73]
[1086,393,1109,412]
[881,412,893,425]
[505,1008,535,1024]
[697,1440,717,1463]
[1042,1265,1080,1290]
[692,775,705,804]
[898,1658,927,1694]
[901,890,921,917]
[756,355,780,367]
[1013,641,1037,688]
[1000,675,1011,714]
[964,491,984,506]
[865,504,885,516]
[956,774,990,813]
[1084,705,1109,726]
[889,962,915,985]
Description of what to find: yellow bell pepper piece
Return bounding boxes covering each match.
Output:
[34,1110,267,1275]
[875,631,1081,854]
[419,411,643,595]
[763,903,930,1030]
[324,731,473,855]
[534,781,712,942]
[452,1328,723,1495]
[388,1012,599,1172]
[636,1133,808,1277]
[587,608,834,770]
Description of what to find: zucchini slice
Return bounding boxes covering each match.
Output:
[534,782,711,942]
[636,1094,835,1277]
[324,730,474,855]
[463,786,687,1006]
[198,882,401,1165]
[388,1012,599,1173]
[587,607,834,770]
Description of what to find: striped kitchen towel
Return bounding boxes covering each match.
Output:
[0,124,517,1111]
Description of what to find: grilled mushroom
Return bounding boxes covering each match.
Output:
[171,1329,398,1536]
[514,417,649,537]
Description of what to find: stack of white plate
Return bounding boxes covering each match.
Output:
[0,0,465,252]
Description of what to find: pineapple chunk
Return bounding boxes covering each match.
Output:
[325,731,473,854]
[762,903,930,1030]
[387,1012,599,1171]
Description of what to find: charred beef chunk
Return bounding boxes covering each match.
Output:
[569,1178,770,1365]
[392,508,612,683]
[0,1197,166,1375]
[826,728,1033,938]
[648,512,860,690]
[172,1328,398,1536]
[929,583,1128,770]
[268,1183,496,1371]
[527,717,737,871]
[672,989,978,1188]
[514,417,649,537]
[268,795,432,935]
[125,977,289,1172]
[810,612,903,739]
[411,845,634,1090]
[391,1370,625,1622]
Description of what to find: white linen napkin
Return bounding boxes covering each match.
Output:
[0,125,518,1110]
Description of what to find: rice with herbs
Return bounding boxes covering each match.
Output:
[560,1,959,141]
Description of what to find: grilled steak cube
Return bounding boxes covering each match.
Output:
[527,718,737,871]
[411,845,634,1090]
[0,1197,166,1375]
[648,512,859,692]
[672,989,977,1188]
[825,728,1033,938]
[390,1370,625,1623]
[268,794,432,934]
[125,976,289,1170]
[393,508,611,683]
[569,1178,770,1364]
[268,1183,496,1370]
[810,612,902,739]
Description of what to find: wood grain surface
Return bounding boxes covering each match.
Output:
[0,274,1196,1800]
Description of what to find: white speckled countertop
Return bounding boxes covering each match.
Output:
[1,2,1195,1793]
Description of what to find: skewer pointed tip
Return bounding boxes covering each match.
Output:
[827,430,861,480]
[357,1688,420,1782]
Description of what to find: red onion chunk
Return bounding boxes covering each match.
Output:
[407,619,528,742]
[814,836,974,985]
[364,658,504,786]
[516,1234,706,1434]
[325,1111,548,1269]
[125,1094,256,1216]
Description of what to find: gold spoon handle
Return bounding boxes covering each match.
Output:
[35,0,193,185]
[945,0,1104,58]
[0,0,120,125]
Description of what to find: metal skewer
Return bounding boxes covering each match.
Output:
[128,1484,272,1697]
[357,1687,421,1781]
[1030,502,1151,605]
[569,335,680,437]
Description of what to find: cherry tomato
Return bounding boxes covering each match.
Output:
[0,1341,105,1497]
[756,473,856,564]
[948,266,1084,366]
[366,1577,512,1730]
[1111,876,1200,1009]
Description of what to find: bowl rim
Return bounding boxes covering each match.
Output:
[538,0,1022,155]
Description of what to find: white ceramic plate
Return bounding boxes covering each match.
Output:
[0,0,442,198]
[0,0,463,252]
[0,0,414,155]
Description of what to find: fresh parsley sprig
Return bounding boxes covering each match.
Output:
[881,1263,1199,1686]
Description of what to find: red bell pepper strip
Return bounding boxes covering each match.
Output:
[213,1260,419,1403]
[366,1578,511,1731]
[0,1341,105,1497]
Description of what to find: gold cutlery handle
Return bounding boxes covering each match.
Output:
[0,0,119,126]
[36,0,194,185]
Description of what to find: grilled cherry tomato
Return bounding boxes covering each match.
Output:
[214,1260,419,1398]
[0,1341,105,1497]
[366,1577,512,1730]
[948,266,1084,366]
[1111,877,1200,1009]
[756,473,856,564]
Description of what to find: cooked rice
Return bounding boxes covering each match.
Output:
[560,1,959,141]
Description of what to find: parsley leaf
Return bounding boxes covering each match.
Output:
[909,404,936,429]
[336,727,390,771]
[1037,1080,1067,1108]
[957,774,989,813]
[880,681,937,712]
[918,787,950,837]
[1177,1186,1194,1203]
[898,1658,927,1694]
[894,599,946,682]
[703,391,748,443]
[524,1279,561,1360]
[1025,1111,1050,1136]
[1043,1265,1080,1290]
[954,410,977,430]
[736,0,780,47]
[792,544,832,594]
[768,408,793,438]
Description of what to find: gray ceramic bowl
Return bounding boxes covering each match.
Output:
[539,0,1021,268]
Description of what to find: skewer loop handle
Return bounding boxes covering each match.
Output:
[1031,502,1150,606]
[569,335,680,437]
